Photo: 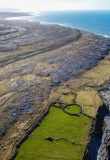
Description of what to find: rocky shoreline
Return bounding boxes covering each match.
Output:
[97,86,110,160]
[82,83,110,160]
[0,20,110,160]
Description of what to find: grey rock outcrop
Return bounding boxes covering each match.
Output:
[97,88,110,160]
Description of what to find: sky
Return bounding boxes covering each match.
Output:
[0,0,110,12]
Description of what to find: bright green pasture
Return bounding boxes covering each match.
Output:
[15,106,91,160]
[65,105,80,114]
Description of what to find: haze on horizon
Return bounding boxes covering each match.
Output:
[0,0,110,12]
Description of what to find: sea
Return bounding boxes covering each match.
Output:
[6,10,110,37]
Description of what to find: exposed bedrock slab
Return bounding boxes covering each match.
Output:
[0,20,110,160]
[84,86,110,160]
[97,87,110,160]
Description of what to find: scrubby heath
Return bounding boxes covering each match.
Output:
[0,19,110,160]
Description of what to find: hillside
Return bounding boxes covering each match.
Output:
[0,20,110,160]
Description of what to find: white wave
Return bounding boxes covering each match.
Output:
[6,16,31,20]
[102,35,110,38]
[96,33,110,38]
[39,21,73,29]
[5,12,40,22]
[30,12,40,16]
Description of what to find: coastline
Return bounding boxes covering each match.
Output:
[0,18,110,160]
[4,11,110,38]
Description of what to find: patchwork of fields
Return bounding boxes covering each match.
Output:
[15,106,91,160]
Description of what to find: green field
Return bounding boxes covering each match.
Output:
[15,106,91,160]
[65,105,80,115]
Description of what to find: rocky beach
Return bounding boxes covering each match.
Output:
[0,19,110,160]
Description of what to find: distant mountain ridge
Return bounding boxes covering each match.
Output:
[0,11,31,19]
[0,8,19,12]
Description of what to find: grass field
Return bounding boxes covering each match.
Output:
[15,106,91,160]
[65,105,80,115]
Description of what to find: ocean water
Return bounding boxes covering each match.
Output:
[32,10,110,37]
